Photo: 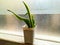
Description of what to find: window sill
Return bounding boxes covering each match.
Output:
[0,30,60,45]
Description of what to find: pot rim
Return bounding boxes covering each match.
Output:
[22,25,34,30]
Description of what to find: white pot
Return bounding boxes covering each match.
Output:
[23,26,34,44]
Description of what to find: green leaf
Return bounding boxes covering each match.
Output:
[23,1,32,27]
[31,15,35,28]
[7,10,25,20]
[7,10,31,27]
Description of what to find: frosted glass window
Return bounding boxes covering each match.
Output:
[0,0,60,43]
[0,0,60,14]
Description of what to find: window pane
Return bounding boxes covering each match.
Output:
[0,14,60,37]
[0,0,60,42]
[0,0,60,14]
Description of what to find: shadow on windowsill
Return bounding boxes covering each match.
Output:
[0,39,33,45]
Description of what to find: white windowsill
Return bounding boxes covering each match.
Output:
[0,30,60,45]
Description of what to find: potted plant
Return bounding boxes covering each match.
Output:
[7,1,36,44]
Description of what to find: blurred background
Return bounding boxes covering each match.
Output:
[0,0,60,38]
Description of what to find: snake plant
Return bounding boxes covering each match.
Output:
[7,1,35,28]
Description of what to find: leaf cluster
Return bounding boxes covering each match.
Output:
[8,1,35,28]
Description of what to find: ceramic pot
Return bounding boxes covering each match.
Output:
[23,26,34,44]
